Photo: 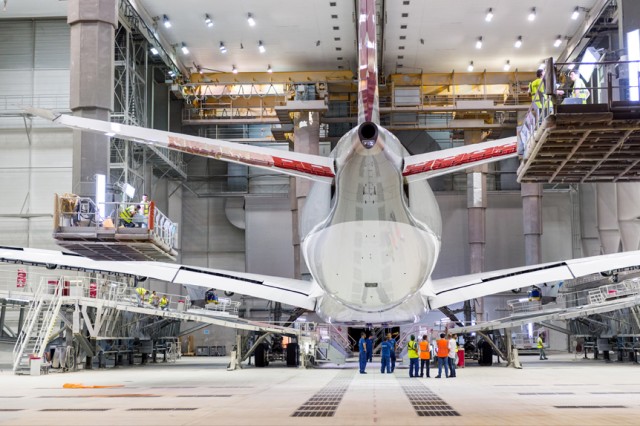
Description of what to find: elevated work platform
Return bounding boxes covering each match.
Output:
[518,103,640,183]
[52,194,178,261]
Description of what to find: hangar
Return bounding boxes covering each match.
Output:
[1,0,640,423]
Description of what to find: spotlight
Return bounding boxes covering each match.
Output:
[503,60,511,71]
[267,64,273,73]
[485,8,493,22]
[205,14,213,27]
[181,42,189,55]
[232,65,238,74]
[163,14,171,28]
[554,35,562,47]
[467,61,474,72]
[258,40,266,53]
[571,6,579,20]
[514,36,522,48]
[528,8,536,21]
[476,36,483,49]
[150,47,159,55]
[247,13,256,27]
[219,42,227,53]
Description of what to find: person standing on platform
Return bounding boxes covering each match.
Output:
[419,334,431,378]
[435,333,449,378]
[159,294,169,310]
[407,335,420,377]
[448,334,457,378]
[380,336,391,374]
[358,332,368,374]
[139,194,150,228]
[366,333,374,362]
[387,332,397,373]
[135,287,148,307]
[528,68,546,118]
[568,69,589,104]
[537,333,548,360]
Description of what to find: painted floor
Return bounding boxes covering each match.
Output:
[0,352,639,425]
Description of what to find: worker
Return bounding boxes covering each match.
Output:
[380,336,391,374]
[366,333,374,362]
[407,335,419,378]
[205,288,219,304]
[358,332,367,374]
[135,287,149,307]
[149,290,159,308]
[448,334,457,378]
[387,332,397,373]
[159,294,169,310]
[119,204,139,228]
[139,194,150,228]
[568,69,589,103]
[528,68,546,117]
[537,333,548,360]
[419,334,431,378]
[529,286,542,301]
[435,333,450,378]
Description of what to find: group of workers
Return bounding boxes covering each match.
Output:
[407,333,459,378]
[358,331,460,378]
[135,287,169,310]
[119,194,151,228]
[528,67,590,117]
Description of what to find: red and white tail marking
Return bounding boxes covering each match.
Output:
[357,0,379,124]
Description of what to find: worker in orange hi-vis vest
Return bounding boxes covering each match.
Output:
[435,333,449,378]
[419,335,431,378]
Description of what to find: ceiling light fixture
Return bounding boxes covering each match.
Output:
[205,14,213,27]
[316,40,321,47]
[503,60,511,71]
[163,14,171,28]
[485,8,493,22]
[514,36,522,48]
[476,36,483,49]
[181,42,189,55]
[467,61,474,72]
[168,70,176,77]
[267,64,273,73]
[258,40,266,53]
[571,6,580,20]
[528,7,536,21]
[219,42,227,53]
[232,65,238,74]
[247,13,256,27]
[554,35,562,47]
[150,47,159,55]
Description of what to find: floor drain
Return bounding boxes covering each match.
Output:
[291,371,354,417]
[399,379,460,417]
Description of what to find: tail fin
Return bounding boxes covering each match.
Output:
[357,0,379,125]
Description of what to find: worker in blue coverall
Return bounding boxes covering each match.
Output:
[380,336,391,373]
[366,333,374,362]
[358,332,367,374]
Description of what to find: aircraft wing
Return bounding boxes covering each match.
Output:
[0,246,318,310]
[402,137,517,182]
[426,250,640,309]
[25,108,335,183]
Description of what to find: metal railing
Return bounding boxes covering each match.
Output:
[507,298,543,314]
[0,94,70,114]
[53,194,178,250]
[201,297,241,316]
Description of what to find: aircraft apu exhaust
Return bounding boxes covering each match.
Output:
[358,121,378,149]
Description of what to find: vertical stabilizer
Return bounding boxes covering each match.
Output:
[357,0,380,124]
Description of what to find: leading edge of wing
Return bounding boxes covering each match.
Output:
[25,107,335,183]
[426,250,640,309]
[403,136,517,182]
[0,246,317,310]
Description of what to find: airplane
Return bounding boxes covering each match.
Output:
[3,0,640,325]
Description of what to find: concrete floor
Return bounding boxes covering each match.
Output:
[0,351,639,425]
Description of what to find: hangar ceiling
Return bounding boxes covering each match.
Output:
[1,0,603,75]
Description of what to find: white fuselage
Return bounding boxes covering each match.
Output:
[301,125,443,324]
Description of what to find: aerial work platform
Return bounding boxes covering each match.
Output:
[52,194,178,261]
[517,102,640,183]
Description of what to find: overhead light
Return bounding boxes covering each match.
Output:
[219,42,227,53]
[571,6,580,20]
[528,8,536,21]
[476,36,483,49]
[503,60,511,71]
[267,64,273,73]
[205,14,213,27]
[232,65,238,74]
[247,13,256,27]
[181,42,189,55]
[104,132,116,137]
[467,61,474,72]
[197,66,203,75]
[168,70,176,77]
[316,40,321,47]
[554,35,563,47]
[485,8,493,22]
[150,47,159,55]
[514,36,522,48]
[258,40,266,53]
[163,14,171,28]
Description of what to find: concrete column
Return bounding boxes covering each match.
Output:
[290,111,320,279]
[68,0,117,196]
[521,183,543,265]
[465,130,486,322]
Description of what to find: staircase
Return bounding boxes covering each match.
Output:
[315,324,351,365]
[12,278,63,374]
